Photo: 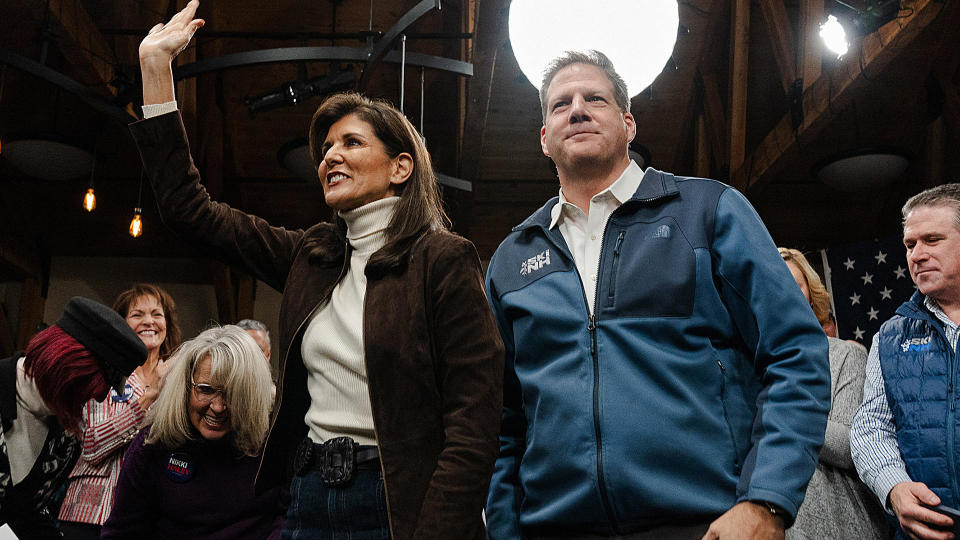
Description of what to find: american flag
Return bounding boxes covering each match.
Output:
[820,235,917,346]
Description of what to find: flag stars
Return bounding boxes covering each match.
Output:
[861,273,874,285]
[843,258,856,270]
[853,327,866,340]
[894,266,907,279]
[880,287,893,300]
[850,293,861,305]
[867,307,879,320]
[875,251,887,264]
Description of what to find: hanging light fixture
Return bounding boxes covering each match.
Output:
[508,0,679,98]
[83,136,98,212]
[129,172,144,238]
[83,187,96,211]
[129,208,143,237]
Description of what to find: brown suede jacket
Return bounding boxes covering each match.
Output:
[129,112,504,540]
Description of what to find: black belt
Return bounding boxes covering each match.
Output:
[294,436,379,487]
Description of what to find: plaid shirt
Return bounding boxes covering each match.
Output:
[57,371,148,525]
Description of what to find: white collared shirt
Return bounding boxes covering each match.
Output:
[549,161,644,315]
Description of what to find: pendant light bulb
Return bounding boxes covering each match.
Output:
[83,187,96,212]
[129,208,143,238]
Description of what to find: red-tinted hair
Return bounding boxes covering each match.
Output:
[23,326,110,434]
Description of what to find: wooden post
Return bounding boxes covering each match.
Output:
[694,111,711,178]
[728,0,750,186]
[798,0,824,91]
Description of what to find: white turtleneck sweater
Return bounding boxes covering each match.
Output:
[301,196,398,446]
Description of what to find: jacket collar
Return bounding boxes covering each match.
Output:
[514,167,680,233]
[897,290,941,327]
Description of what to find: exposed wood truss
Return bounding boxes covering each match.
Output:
[731,0,944,191]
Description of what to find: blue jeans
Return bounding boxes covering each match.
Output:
[282,467,390,540]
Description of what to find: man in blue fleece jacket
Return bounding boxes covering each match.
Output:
[484,50,831,540]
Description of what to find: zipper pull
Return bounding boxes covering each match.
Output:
[588,315,597,355]
[613,231,625,255]
[717,360,725,372]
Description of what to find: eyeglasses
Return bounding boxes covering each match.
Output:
[191,380,227,404]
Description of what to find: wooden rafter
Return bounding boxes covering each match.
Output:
[20,0,117,97]
[759,0,797,95]
[798,0,824,91]
[728,0,750,185]
[459,0,508,183]
[622,0,717,174]
[698,68,727,172]
[731,0,943,191]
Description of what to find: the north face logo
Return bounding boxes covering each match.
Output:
[520,249,551,276]
[901,336,932,352]
[652,224,671,239]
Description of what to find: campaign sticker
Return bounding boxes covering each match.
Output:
[166,452,194,483]
[111,383,134,403]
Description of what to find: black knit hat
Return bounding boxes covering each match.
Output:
[57,297,147,392]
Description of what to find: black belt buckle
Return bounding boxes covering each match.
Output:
[320,436,357,487]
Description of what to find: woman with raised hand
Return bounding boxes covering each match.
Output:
[59,284,182,540]
[130,2,503,538]
[101,325,283,539]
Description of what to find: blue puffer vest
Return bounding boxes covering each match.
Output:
[878,292,960,508]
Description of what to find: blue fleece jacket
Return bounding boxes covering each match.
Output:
[484,168,831,538]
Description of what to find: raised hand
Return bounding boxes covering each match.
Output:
[138,0,204,105]
[139,0,205,67]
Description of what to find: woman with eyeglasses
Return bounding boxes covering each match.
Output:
[100,325,285,539]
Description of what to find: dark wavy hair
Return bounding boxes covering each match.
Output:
[112,284,182,359]
[308,92,451,274]
[24,325,109,434]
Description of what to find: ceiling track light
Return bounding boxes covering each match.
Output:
[821,1,902,58]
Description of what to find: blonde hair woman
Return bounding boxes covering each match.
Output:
[778,248,889,540]
[101,326,285,539]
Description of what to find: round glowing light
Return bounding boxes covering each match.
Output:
[820,15,848,58]
[508,0,679,98]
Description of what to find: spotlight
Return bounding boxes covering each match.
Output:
[821,1,901,58]
[820,15,849,58]
[245,69,355,115]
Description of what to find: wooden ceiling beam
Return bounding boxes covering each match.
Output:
[699,68,727,173]
[662,0,717,173]
[759,0,798,95]
[731,0,943,192]
[459,0,508,183]
[728,0,750,187]
[798,0,824,91]
[21,0,117,97]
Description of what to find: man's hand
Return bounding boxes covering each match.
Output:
[890,481,955,540]
[701,501,785,540]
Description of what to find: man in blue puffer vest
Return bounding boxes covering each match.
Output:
[852,183,960,540]
[484,50,831,540]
